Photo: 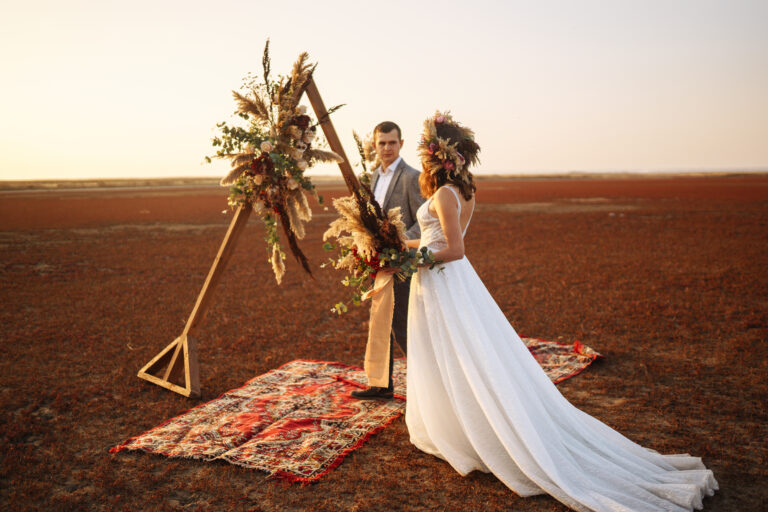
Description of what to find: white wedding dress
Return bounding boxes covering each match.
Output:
[406,186,717,512]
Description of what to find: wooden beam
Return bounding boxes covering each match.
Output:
[184,204,252,336]
[137,205,251,397]
[305,78,360,195]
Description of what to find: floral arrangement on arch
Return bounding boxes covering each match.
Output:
[209,41,344,284]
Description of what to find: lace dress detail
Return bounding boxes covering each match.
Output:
[416,186,472,252]
[406,187,717,511]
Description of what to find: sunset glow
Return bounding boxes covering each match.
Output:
[1,0,766,180]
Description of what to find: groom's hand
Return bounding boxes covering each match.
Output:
[378,266,400,276]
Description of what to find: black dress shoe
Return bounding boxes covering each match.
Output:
[350,386,394,399]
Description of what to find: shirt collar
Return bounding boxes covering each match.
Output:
[379,156,402,175]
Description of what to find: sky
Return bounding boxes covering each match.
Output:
[1,0,766,181]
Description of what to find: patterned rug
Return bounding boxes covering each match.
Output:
[111,338,601,482]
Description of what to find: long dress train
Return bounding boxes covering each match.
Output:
[406,186,717,512]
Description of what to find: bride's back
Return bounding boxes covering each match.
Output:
[426,185,475,236]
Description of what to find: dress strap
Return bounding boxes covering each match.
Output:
[446,185,474,237]
[445,186,462,216]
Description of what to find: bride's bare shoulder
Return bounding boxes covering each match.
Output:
[435,185,460,200]
[433,187,471,221]
[432,186,457,207]
[436,185,474,208]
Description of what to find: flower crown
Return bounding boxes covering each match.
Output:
[417,111,480,183]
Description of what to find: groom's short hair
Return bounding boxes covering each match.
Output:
[374,121,402,140]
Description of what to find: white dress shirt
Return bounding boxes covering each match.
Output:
[373,156,401,208]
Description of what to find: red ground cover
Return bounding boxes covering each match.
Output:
[1,175,766,511]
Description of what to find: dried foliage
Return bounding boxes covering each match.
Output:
[325,195,404,257]
[352,131,379,188]
[208,40,343,284]
[417,111,480,176]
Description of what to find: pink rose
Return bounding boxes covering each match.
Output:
[444,160,454,171]
[428,142,437,155]
[435,115,446,124]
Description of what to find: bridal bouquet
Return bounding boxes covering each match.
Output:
[209,41,343,284]
[322,186,437,314]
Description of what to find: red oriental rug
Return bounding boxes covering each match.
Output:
[111,338,601,482]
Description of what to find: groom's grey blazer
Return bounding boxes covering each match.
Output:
[368,158,425,373]
[370,158,424,240]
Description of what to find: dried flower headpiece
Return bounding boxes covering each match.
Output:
[416,111,480,184]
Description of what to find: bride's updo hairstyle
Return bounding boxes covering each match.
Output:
[417,111,480,201]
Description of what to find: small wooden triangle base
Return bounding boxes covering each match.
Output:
[137,204,252,397]
[137,334,200,397]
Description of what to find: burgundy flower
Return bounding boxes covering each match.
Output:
[294,115,311,130]
[444,160,455,171]
[256,152,275,173]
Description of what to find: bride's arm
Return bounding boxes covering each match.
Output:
[404,239,420,249]
[429,188,465,263]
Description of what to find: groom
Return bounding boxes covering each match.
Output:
[351,121,425,399]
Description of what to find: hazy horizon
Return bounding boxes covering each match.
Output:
[1,0,766,181]
[3,168,767,185]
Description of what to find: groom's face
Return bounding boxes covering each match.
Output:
[375,129,403,169]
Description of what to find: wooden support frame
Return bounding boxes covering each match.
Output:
[138,78,355,397]
[304,79,359,192]
[138,204,251,397]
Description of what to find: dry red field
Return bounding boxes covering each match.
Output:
[1,175,766,511]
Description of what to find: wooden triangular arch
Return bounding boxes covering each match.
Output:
[138,79,359,397]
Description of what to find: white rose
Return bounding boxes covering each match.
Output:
[253,199,265,212]
[287,178,299,190]
[260,141,273,153]
[296,159,308,171]
[297,105,307,115]
[303,131,316,143]
[292,148,304,160]
[252,174,264,186]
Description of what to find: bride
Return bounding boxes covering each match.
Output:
[388,112,717,511]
